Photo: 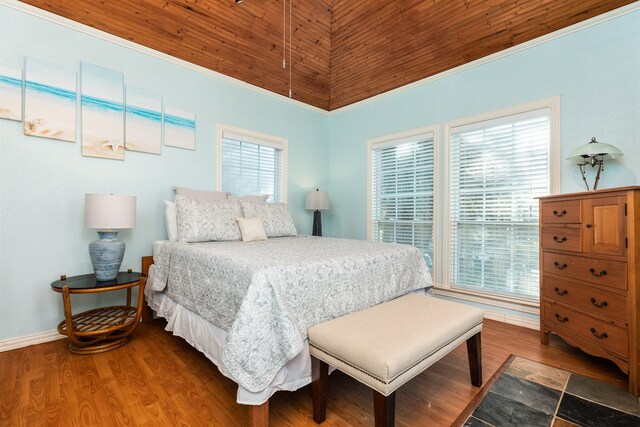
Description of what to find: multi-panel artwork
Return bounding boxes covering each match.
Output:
[164,106,196,150]
[2,58,197,160]
[24,58,77,142]
[81,62,125,160]
[0,64,23,121]
[125,86,162,154]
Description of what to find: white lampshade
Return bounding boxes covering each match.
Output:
[305,190,330,211]
[566,137,624,161]
[85,194,137,229]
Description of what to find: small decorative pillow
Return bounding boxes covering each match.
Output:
[237,217,268,242]
[240,201,297,237]
[228,194,269,202]
[176,196,242,242]
[175,187,228,200]
[164,200,178,242]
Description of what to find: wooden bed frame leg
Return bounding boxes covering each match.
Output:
[141,256,154,322]
[248,401,269,427]
[466,332,482,387]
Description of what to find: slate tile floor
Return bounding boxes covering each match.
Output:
[463,357,640,427]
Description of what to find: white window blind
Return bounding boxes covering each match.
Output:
[370,132,434,267]
[448,108,550,300]
[221,133,285,202]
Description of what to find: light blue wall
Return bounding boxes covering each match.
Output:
[326,10,640,294]
[0,4,329,341]
[1,4,638,341]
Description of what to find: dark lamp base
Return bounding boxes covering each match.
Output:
[312,210,323,237]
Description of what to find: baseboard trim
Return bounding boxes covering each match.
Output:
[482,311,539,330]
[0,330,65,352]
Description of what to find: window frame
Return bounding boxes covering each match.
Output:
[216,123,289,202]
[440,97,560,308]
[367,124,439,275]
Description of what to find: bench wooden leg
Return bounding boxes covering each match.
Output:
[248,401,269,427]
[311,356,328,423]
[373,390,395,427]
[466,332,482,387]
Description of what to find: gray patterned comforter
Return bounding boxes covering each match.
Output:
[149,236,432,392]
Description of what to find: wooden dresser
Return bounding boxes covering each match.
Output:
[539,186,640,396]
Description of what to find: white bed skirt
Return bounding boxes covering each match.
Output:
[145,285,312,405]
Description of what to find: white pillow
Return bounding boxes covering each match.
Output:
[240,202,297,237]
[228,194,269,202]
[237,217,268,242]
[176,196,242,242]
[175,187,228,200]
[164,200,178,242]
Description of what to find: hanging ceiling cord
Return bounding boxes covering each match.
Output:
[282,0,286,68]
[289,0,292,97]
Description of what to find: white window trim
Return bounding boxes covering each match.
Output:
[366,124,439,279]
[216,123,289,202]
[440,96,560,311]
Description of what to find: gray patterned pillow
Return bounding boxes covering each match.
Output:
[176,195,242,242]
[240,202,297,237]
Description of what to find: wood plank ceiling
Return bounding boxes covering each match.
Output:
[20,0,636,111]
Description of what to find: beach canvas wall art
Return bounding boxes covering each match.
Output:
[125,86,162,154]
[164,106,196,150]
[0,64,23,121]
[81,62,125,160]
[24,58,76,141]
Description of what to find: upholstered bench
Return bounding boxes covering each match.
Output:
[308,294,484,426]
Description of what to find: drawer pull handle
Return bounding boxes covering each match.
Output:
[590,327,608,339]
[552,236,567,243]
[552,209,567,217]
[555,313,569,323]
[554,287,568,296]
[554,262,568,270]
[586,224,592,228]
[590,297,608,308]
[589,268,607,277]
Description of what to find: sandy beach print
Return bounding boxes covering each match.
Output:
[24,58,76,142]
[81,62,125,160]
[125,86,162,154]
[164,106,196,150]
[0,64,23,121]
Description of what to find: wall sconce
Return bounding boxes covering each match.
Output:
[566,137,623,191]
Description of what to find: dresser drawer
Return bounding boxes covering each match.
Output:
[541,226,582,252]
[541,200,581,224]
[543,301,628,357]
[542,252,627,290]
[542,276,627,323]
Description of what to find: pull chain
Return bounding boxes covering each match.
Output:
[289,0,292,97]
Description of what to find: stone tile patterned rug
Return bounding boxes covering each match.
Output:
[454,355,640,427]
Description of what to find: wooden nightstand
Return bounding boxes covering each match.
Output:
[50,270,146,354]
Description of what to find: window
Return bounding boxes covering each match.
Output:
[446,103,556,301]
[368,127,436,268]
[217,125,288,202]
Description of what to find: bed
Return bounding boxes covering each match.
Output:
[142,194,433,425]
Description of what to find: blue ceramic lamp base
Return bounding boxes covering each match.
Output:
[89,231,125,281]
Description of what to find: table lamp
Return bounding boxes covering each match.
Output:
[85,194,136,281]
[566,137,623,191]
[305,189,329,236]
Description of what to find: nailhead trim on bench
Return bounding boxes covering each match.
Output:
[309,321,482,387]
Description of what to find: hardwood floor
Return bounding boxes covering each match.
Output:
[0,318,628,426]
